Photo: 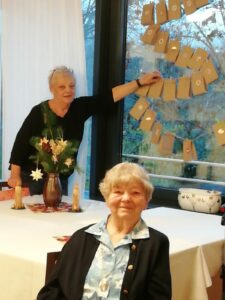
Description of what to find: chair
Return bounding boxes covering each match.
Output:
[45,251,60,283]
[0,181,14,200]
[0,181,30,201]
[0,181,10,190]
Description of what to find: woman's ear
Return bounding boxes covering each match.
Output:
[49,85,54,94]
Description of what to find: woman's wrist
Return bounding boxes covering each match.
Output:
[136,78,142,88]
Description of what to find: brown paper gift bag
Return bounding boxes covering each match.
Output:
[139,109,156,132]
[183,139,197,161]
[148,78,164,99]
[154,31,169,53]
[165,39,180,62]
[175,46,194,68]
[188,48,208,71]
[177,76,191,99]
[191,72,207,96]
[200,59,218,84]
[213,121,225,146]
[141,3,155,25]
[158,132,175,155]
[156,0,168,24]
[191,142,198,160]
[162,79,176,101]
[168,0,181,20]
[195,0,208,8]
[183,0,197,15]
[141,24,160,45]
[135,85,150,97]
[129,97,150,120]
[151,122,162,144]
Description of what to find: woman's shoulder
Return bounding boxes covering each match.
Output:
[148,227,170,243]
[66,224,96,243]
[30,100,48,113]
[61,224,98,254]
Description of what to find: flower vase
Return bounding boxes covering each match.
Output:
[43,173,62,208]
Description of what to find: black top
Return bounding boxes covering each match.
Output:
[9,91,116,174]
[37,224,172,300]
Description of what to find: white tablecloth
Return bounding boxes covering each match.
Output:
[0,196,224,300]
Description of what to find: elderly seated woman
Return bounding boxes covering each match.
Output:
[37,162,172,300]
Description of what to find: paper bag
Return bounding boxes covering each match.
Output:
[183,139,197,161]
[151,122,162,144]
[191,72,207,96]
[183,0,196,15]
[158,132,175,155]
[200,59,218,84]
[165,39,180,62]
[168,0,181,20]
[162,79,176,101]
[139,109,156,132]
[141,24,160,45]
[154,31,169,53]
[129,97,150,120]
[147,78,164,99]
[176,76,191,99]
[156,0,168,24]
[135,85,150,97]
[195,0,208,8]
[213,121,225,146]
[175,46,194,68]
[191,142,198,160]
[188,48,208,71]
[141,3,155,25]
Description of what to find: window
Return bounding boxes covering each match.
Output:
[82,0,96,198]
[123,0,225,195]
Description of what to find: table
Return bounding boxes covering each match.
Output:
[0,196,224,300]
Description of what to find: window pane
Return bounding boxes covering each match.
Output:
[81,0,95,198]
[123,0,225,193]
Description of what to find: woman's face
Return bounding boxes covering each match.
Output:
[50,73,75,104]
[106,181,148,221]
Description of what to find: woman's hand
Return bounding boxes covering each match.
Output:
[7,165,22,187]
[137,71,161,86]
[112,70,161,102]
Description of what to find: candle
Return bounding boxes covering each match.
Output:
[12,186,25,209]
[72,184,80,211]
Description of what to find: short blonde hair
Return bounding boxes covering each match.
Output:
[99,162,154,202]
[48,66,75,86]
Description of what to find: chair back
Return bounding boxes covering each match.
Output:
[0,181,30,200]
[45,251,60,283]
[0,182,14,200]
[0,181,10,190]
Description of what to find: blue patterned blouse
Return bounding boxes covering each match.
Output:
[81,217,150,300]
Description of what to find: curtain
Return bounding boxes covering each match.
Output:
[2,0,88,196]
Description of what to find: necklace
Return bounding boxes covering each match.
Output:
[97,243,113,296]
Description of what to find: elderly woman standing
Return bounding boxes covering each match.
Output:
[7,66,161,195]
[37,162,172,300]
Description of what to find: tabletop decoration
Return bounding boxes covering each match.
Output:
[53,235,71,243]
[29,103,79,207]
[11,186,25,209]
[71,183,82,212]
[178,188,221,213]
[27,201,74,213]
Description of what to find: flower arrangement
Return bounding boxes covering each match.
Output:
[29,127,78,181]
[29,103,78,181]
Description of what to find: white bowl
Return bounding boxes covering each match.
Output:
[178,188,221,214]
